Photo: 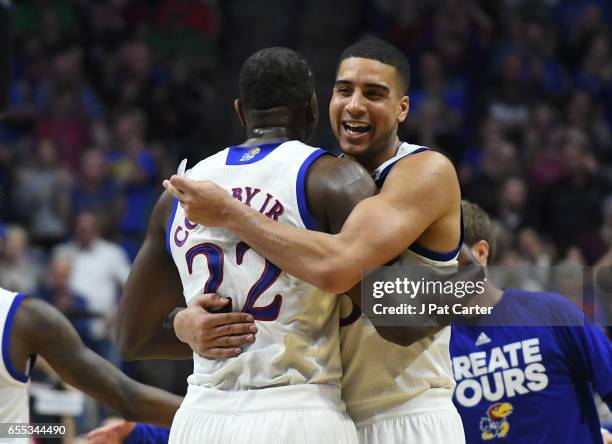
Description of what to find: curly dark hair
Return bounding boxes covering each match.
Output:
[239,47,315,111]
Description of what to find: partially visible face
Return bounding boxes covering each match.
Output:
[76,213,98,246]
[330,57,409,168]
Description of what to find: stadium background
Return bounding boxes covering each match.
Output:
[0,0,611,439]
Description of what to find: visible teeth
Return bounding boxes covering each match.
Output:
[343,121,371,134]
[346,122,369,128]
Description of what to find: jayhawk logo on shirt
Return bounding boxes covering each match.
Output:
[240,147,261,162]
[479,402,513,440]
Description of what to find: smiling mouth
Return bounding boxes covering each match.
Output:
[342,121,371,134]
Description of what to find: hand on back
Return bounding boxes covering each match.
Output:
[174,293,258,359]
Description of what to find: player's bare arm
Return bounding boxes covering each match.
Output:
[13,297,182,427]
[117,191,255,360]
[165,150,461,294]
[169,154,377,354]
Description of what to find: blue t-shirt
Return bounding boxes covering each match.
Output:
[125,424,169,444]
[450,289,612,443]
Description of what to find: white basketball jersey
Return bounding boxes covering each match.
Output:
[0,287,31,431]
[167,141,344,404]
[340,142,461,426]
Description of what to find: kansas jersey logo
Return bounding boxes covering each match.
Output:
[479,402,513,440]
[240,147,261,162]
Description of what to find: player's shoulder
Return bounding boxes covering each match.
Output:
[504,288,576,307]
[308,154,376,198]
[311,153,370,179]
[381,148,460,210]
[391,148,457,182]
[305,155,376,233]
[12,296,53,338]
[503,288,588,325]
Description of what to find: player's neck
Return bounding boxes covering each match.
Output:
[241,126,296,146]
[471,280,504,308]
[358,137,402,172]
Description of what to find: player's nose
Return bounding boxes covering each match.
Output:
[345,90,367,116]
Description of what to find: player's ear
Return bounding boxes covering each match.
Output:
[398,95,409,123]
[470,240,490,267]
[234,99,246,127]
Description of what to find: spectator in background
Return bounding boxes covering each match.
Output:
[497,176,529,232]
[36,255,95,348]
[34,85,91,171]
[579,192,612,265]
[463,138,520,217]
[539,129,607,257]
[15,138,71,247]
[491,248,543,291]
[107,108,157,258]
[0,225,42,294]
[405,52,464,156]
[53,211,130,363]
[71,148,118,235]
[51,45,105,122]
[107,41,155,110]
[517,227,552,288]
[566,88,611,160]
[487,51,531,129]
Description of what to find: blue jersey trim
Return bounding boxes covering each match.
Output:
[374,147,429,187]
[226,143,283,165]
[296,149,328,231]
[408,208,464,262]
[2,293,29,383]
[165,197,180,256]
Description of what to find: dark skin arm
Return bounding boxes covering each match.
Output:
[116,191,192,360]
[11,297,182,427]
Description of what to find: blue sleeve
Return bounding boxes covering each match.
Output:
[551,296,612,408]
[125,424,170,444]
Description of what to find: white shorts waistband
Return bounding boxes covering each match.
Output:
[182,383,345,414]
[350,387,456,427]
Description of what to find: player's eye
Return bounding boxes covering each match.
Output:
[335,87,352,96]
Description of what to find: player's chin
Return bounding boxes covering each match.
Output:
[339,142,368,158]
[339,133,371,157]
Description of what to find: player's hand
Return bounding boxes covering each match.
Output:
[174,293,257,359]
[162,175,235,227]
[86,418,135,444]
[602,429,612,444]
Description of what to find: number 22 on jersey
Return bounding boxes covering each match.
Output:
[185,241,282,320]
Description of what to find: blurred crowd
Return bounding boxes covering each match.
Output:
[0,0,611,432]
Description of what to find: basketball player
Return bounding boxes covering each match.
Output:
[117,47,374,443]
[0,286,181,443]
[164,39,465,444]
[451,201,612,443]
